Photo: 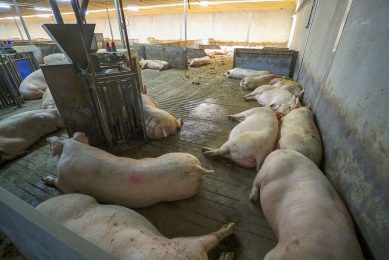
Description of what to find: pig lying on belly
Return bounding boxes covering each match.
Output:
[203,107,278,170]
[37,193,235,260]
[142,94,182,139]
[250,149,364,260]
[189,56,211,67]
[0,109,64,163]
[44,132,213,208]
[278,107,323,165]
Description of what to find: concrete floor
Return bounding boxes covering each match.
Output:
[0,56,276,259]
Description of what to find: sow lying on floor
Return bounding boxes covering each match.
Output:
[37,193,235,260]
[0,109,64,163]
[224,68,269,79]
[250,149,364,260]
[44,132,213,208]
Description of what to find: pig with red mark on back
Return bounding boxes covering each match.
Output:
[250,149,364,260]
[37,193,235,259]
[44,132,213,208]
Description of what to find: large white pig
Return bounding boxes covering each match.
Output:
[278,107,322,165]
[140,58,170,71]
[204,49,227,57]
[42,88,56,109]
[189,56,211,67]
[19,69,48,100]
[142,94,182,139]
[224,68,270,79]
[250,149,364,260]
[203,107,278,170]
[0,109,64,163]
[37,193,235,259]
[244,88,301,115]
[269,78,303,96]
[43,53,71,65]
[44,132,213,208]
[240,74,282,90]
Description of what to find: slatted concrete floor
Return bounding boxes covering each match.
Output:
[0,56,276,259]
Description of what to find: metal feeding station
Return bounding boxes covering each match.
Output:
[41,0,147,146]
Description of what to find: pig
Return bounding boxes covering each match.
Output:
[43,53,71,65]
[224,68,270,79]
[19,69,48,100]
[249,149,364,260]
[43,132,213,208]
[278,107,322,165]
[269,78,303,96]
[240,74,282,90]
[140,58,170,71]
[42,88,56,109]
[37,193,235,259]
[142,94,182,139]
[204,49,227,57]
[244,88,301,115]
[189,56,211,67]
[203,107,278,170]
[0,109,64,163]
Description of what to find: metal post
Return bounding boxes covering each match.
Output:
[12,0,32,44]
[49,0,64,24]
[114,0,125,48]
[246,11,252,46]
[13,16,24,40]
[184,0,187,41]
[105,4,115,41]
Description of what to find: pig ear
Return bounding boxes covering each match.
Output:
[46,136,63,157]
[73,132,89,144]
[176,118,183,129]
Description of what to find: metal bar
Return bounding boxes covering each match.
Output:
[246,11,252,46]
[13,16,24,40]
[0,187,117,259]
[105,4,115,41]
[117,0,132,70]
[114,0,125,48]
[49,0,64,24]
[12,0,32,44]
[79,0,89,24]
[184,0,187,41]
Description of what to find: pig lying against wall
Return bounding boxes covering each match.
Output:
[278,107,323,165]
[140,59,170,71]
[142,94,182,139]
[0,109,64,163]
[189,56,211,67]
[44,132,213,208]
[203,107,278,170]
[224,68,269,79]
[250,149,364,260]
[269,78,303,96]
[37,193,235,259]
[244,86,301,115]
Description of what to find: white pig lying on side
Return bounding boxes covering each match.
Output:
[44,132,213,208]
[224,68,270,79]
[269,78,303,96]
[204,49,227,57]
[43,53,71,65]
[250,149,364,260]
[189,56,211,67]
[240,74,282,90]
[142,94,182,139]
[37,193,235,260]
[0,109,64,163]
[278,107,322,165]
[42,88,56,109]
[203,107,278,170]
[19,69,48,100]
[140,58,170,71]
[245,87,301,115]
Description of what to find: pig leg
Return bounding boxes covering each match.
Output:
[184,223,235,253]
[244,95,257,101]
[42,175,58,187]
[249,185,260,202]
[219,252,235,260]
[202,142,230,159]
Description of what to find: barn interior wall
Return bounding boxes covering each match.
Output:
[0,10,293,44]
[289,0,389,258]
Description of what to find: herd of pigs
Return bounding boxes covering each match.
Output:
[0,53,364,259]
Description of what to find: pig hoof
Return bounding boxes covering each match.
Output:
[219,223,235,236]
[42,175,57,187]
[219,252,235,260]
[202,147,216,156]
[249,187,259,202]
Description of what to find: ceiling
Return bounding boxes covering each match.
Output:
[0,0,296,20]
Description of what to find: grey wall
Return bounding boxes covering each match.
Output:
[290,0,389,258]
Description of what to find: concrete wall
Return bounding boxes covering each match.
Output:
[290,0,389,258]
[0,10,293,44]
